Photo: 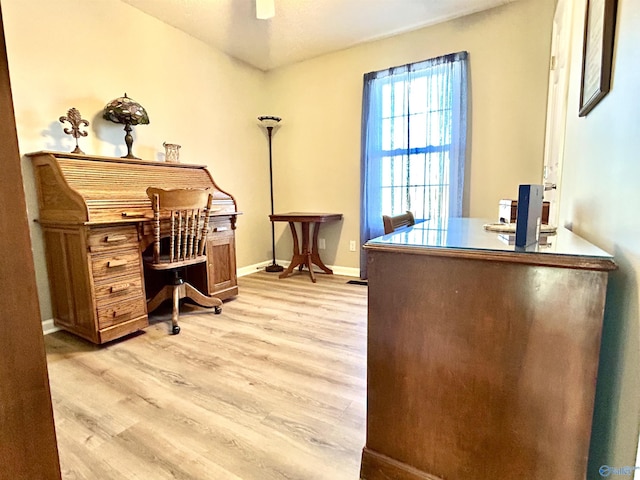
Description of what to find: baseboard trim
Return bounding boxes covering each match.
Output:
[42,318,60,336]
[331,265,359,277]
[360,448,443,480]
[237,260,359,278]
[237,261,275,277]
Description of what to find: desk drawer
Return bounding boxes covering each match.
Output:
[88,225,139,252]
[208,218,232,235]
[97,297,147,329]
[94,274,145,305]
[91,248,142,280]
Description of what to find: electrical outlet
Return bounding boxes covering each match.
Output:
[318,238,326,250]
[349,240,357,252]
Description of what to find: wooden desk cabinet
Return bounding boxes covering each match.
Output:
[29,151,239,344]
[43,224,148,344]
[205,219,238,296]
[361,218,616,480]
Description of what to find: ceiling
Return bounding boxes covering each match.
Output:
[120,0,520,71]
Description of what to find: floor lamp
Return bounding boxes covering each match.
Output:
[258,115,284,273]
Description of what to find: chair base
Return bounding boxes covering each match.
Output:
[147,281,222,334]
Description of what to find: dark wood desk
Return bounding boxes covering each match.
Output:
[361,218,616,480]
[269,212,342,283]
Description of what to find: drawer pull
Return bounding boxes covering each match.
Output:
[110,283,131,293]
[105,234,128,243]
[107,259,128,268]
[112,309,132,319]
[213,227,228,232]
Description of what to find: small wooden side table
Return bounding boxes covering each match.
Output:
[269,212,343,283]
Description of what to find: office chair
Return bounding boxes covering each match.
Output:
[144,187,222,334]
[382,211,415,234]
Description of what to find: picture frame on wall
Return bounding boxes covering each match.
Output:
[579,0,617,117]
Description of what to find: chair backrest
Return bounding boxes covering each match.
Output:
[146,187,214,267]
[382,211,415,234]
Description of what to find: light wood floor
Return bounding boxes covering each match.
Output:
[45,271,368,480]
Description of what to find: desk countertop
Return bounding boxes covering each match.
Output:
[365,217,616,271]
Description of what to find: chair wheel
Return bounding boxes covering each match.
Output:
[214,306,222,314]
[172,325,181,335]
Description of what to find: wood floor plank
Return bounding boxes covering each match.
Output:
[46,272,367,480]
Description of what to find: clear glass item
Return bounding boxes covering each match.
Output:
[163,142,181,163]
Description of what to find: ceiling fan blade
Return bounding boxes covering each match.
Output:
[256,0,275,19]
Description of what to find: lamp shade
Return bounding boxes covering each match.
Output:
[258,115,281,129]
[103,93,149,126]
[103,93,149,159]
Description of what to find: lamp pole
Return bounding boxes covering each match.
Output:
[258,116,284,273]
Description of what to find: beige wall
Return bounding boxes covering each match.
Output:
[2,0,556,319]
[2,0,270,320]
[265,0,556,269]
[558,0,640,472]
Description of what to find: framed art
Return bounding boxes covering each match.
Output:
[579,0,617,117]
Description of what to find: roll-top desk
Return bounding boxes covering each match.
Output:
[361,218,616,480]
[28,151,239,344]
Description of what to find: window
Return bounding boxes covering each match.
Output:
[380,71,454,220]
[359,52,468,276]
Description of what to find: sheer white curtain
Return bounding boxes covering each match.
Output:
[359,52,468,278]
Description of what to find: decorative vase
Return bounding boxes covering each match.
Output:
[163,142,181,163]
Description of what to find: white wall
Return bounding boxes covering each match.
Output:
[265,0,556,269]
[559,0,640,473]
[2,0,270,320]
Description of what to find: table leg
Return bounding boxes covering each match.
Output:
[278,220,333,283]
[299,222,307,271]
[301,222,316,282]
[279,221,310,280]
[310,222,334,274]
